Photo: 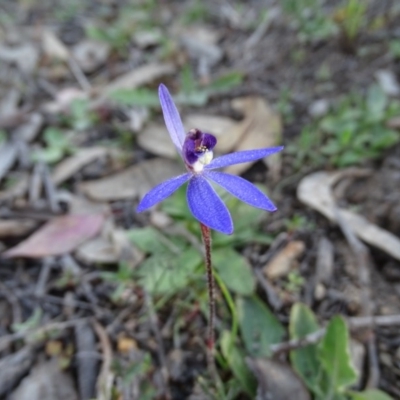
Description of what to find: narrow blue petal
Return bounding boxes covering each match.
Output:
[187,176,233,234]
[158,84,186,151]
[205,147,284,170]
[205,171,277,212]
[137,173,191,212]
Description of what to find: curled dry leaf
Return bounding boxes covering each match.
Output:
[297,170,400,261]
[247,358,310,400]
[3,214,104,258]
[72,39,110,73]
[263,241,305,280]
[42,29,69,61]
[79,158,182,202]
[137,123,177,159]
[227,96,282,175]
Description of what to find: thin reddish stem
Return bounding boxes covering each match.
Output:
[200,223,215,359]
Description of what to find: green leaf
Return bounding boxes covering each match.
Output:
[212,248,255,295]
[207,71,244,93]
[237,295,285,357]
[127,227,172,254]
[109,88,159,107]
[367,84,387,120]
[32,147,64,164]
[138,248,202,295]
[318,315,358,394]
[289,303,323,397]
[44,128,65,147]
[220,330,256,397]
[348,389,394,400]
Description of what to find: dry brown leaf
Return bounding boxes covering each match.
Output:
[184,114,238,153]
[3,214,104,258]
[263,241,305,280]
[42,29,69,61]
[79,158,181,202]
[137,123,177,159]
[93,62,175,108]
[76,217,143,266]
[52,147,109,185]
[0,43,39,74]
[226,96,282,175]
[72,39,110,73]
[297,170,400,261]
[76,236,117,264]
[247,358,310,400]
[0,219,37,238]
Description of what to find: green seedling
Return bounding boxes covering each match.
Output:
[32,127,75,164]
[282,0,337,42]
[288,84,400,170]
[290,304,393,400]
[334,0,367,42]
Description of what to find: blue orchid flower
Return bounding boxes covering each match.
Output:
[137,84,283,234]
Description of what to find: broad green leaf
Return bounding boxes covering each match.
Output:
[138,248,202,295]
[212,248,255,295]
[109,88,159,107]
[237,295,285,357]
[289,303,323,397]
[127,227,177,254]
[348,389,394,400]
[367,84,387,120]
[207,71,243,92]
[220,330,256,397]
[319,315,358,394]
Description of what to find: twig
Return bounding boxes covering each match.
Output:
[254,268,283,311]
[270,314,400,356]
[41,162,61,213]
[34,257,53,298]
[67,56,92,92]
[92,320,114,400]
[0,281,22,325]
[144,290,171,400]
[0,317,89,352]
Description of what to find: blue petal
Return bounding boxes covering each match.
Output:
[187,176,233,234]
[205,147,284,170]
[137,173,191,212]
[205,171,277,211]
[158,84,186,151]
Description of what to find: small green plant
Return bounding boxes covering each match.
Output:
[109,67,244,108]
[180,0,211,25]
[290,304,393,400]
[282,0,337,42]
[284,271,305,293]
[32,128,75,164]
[287,84,400,169]
[334,0,367,42]
[389,39,400,60]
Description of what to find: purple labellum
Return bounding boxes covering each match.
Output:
[137,83,284,234]
[183,129,217,171]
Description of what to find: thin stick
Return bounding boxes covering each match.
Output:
[199,223,215,363]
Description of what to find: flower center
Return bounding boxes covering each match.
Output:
[183,129,217,172]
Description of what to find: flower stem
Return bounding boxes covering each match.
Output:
[199,223,215,361]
